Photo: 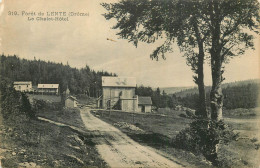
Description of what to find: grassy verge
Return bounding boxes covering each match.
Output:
[37,106,85,130]
[223,108,259,118]
[0,117,107,168]
[0,102,107,168]
[93,108,260,167]
[27,94,61,103]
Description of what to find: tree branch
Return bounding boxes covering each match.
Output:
[221,44,235,61]
[221,14,248,40]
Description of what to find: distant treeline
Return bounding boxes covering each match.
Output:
[137,81,259,110]
[172,82,259,110]
[172,79,259,97]
[0,55,116,96]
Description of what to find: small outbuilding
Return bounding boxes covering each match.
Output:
[138,96,152,113]
[65,96,78,108]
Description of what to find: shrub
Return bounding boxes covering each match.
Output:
[32,99,62,112]
[20,93,36,119]
[0,80,36,122]
[173,119,238,166]
[179,113,188,118]
[32,99,46,111]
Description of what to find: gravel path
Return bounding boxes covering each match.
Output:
[80,107,184,168]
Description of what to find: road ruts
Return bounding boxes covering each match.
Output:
[80,107,184,168]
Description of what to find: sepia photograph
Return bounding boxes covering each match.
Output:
[0,0,259,167]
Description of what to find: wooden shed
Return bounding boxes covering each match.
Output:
[65,96,78,108]
[138,96,152,113]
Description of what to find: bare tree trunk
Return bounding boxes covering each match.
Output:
[197,50,208,118]
[210,52,224,121]
[210,0,223,121]
[210,57,224,121]
[193,20,208,118]
[210,75,223,121]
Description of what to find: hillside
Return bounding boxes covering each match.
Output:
[170,79,260,97]
[0,78,106,167]
[160,86,195,94]
[170,79,259,110]
[0,55,115,96]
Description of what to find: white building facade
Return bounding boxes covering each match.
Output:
[37,84,59,95]
[13,81,32,92]
[102,76,138,112]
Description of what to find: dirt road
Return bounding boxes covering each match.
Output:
[80,107,184,168]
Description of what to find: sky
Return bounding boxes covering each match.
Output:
[0,0,259,88]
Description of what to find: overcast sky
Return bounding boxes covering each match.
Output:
[1,0,259,87]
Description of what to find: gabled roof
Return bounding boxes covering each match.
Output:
[14,81,32,85]
[38,84,59,89]
[138,96,152,105]
[102,76,136,87]
[66,96,77,101]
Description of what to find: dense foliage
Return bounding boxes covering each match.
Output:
[136,86,173,109]
[174,119,238,166]
[172,82,259,110]
[0,54,116,96]
[0,78,35,122]
[223,83,258,109]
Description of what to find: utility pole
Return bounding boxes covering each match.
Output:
[109,88,111,117]
[132,98,135,124]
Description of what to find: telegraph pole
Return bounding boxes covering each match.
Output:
[132,98,135,124]
[109,88,111,117]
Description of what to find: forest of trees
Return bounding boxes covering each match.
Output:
[0,55,174,109]
[0,54,116,96]
[172,82,259,110]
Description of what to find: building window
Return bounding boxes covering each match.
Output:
[141,105,145,112]
[107,100,111,109]
[115,90,120,97]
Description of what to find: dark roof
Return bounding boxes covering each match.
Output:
[138,96,152,105]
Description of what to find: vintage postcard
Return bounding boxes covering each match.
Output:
[0,0,259,167]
